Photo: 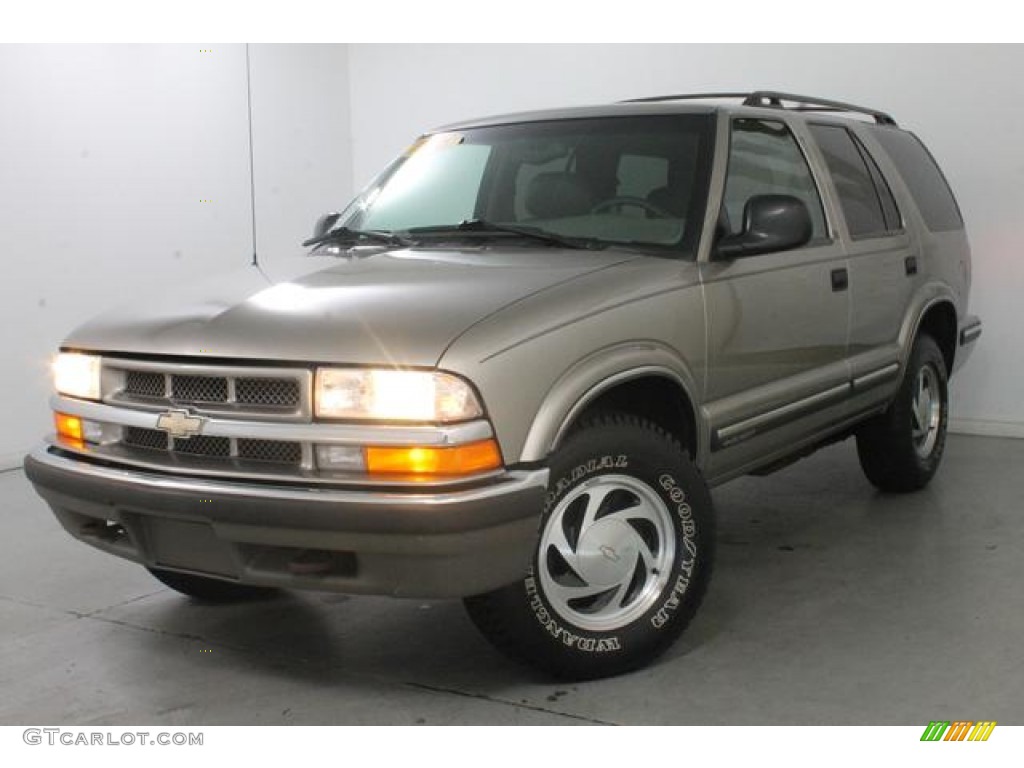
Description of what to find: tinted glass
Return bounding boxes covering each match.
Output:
[855,133,902,232]
[809,124,891,239]
[723,119,827,241]
[344,115,715,254]
[870,127,963,232]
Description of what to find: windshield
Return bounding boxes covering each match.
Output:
[340,115,715,256]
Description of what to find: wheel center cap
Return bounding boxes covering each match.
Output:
[576,519,638,587]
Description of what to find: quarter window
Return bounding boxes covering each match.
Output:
[723,119,827,242]
[869,127,963,232]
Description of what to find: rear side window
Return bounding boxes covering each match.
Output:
[723,119,827,241]
[870,127,963,232]
[809,124,901,239]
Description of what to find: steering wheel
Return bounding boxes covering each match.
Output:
[590,196,674,219]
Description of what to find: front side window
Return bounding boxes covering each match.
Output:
[722,119,828,242]
[342,115,715,255]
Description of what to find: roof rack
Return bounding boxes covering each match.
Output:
[621,90,897,126]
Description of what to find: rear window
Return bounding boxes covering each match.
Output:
[870,127,963,232]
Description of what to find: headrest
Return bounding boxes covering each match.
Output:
[524,172,594,219]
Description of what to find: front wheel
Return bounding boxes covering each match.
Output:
[464,413,714,680]
[856,333,949,492]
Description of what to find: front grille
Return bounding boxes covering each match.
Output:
[125,371,165,399]
[118,427,302,467]
[117,365,306,415]
[124,426,168,450]
[172,375,228,403]
[238,438,302,464]
[236,378,300,407]
[173,435,231,457]
[104,360,312,474]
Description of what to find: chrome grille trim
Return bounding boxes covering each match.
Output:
[49,394,496,486]
[53,395,494,446]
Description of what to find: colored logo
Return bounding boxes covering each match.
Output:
[920,721,996,741]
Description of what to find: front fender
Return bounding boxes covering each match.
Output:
[519,342,703,464]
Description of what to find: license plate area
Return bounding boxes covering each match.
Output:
[134,515,239,578]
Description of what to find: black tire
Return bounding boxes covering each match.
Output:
[464,412,714,680]
[856,333,949,493]
[147,567,278,602]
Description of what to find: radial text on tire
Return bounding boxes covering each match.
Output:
[464,412,715,680]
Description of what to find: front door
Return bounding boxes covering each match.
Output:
[701,116,850,482]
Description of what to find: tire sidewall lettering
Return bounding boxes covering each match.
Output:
[650,472,698,629]
[525,573,622,653]
[531,452,633,654]
[530,448,703,651]
[545,454,628,508]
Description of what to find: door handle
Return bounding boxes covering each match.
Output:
[831,268,849,292]
[905,256,918,276]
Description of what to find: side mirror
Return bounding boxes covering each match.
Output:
[312,211,342,241]
[715,195,812,259]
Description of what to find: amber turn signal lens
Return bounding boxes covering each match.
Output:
[365,439,502,476]
[54,412,84,441]
[54,412,85,449]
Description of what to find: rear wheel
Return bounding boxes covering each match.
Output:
[856,333,949,492]
[464,413,714,680]
[147,567,277,602]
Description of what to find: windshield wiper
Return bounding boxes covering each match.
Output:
[403,219,605,250]
[302,226,413,249]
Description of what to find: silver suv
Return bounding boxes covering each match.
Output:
[25,91,982,679]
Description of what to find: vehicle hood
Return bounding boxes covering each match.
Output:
[65,248,636,367]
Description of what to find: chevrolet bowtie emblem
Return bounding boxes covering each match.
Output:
[155,409,205,439]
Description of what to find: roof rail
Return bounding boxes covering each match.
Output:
[621,90,898,126]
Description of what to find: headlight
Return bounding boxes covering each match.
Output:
[315,368,483,422]
[53,353,101,400]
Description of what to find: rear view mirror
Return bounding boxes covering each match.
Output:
[715,195,812,259]
[312,211,342,241]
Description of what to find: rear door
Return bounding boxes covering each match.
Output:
[701,116,851,481]
[806,122,915,413]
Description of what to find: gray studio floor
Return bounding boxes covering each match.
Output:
[2,434,1022,726]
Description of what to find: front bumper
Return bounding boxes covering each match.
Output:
[24,446,547,598]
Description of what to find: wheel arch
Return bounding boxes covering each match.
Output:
[518,344,703,466]
[903,294,958,376]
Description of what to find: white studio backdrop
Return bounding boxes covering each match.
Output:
[1,44,1020,467]
[348,43,1024,440]
[0,44,352,467]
